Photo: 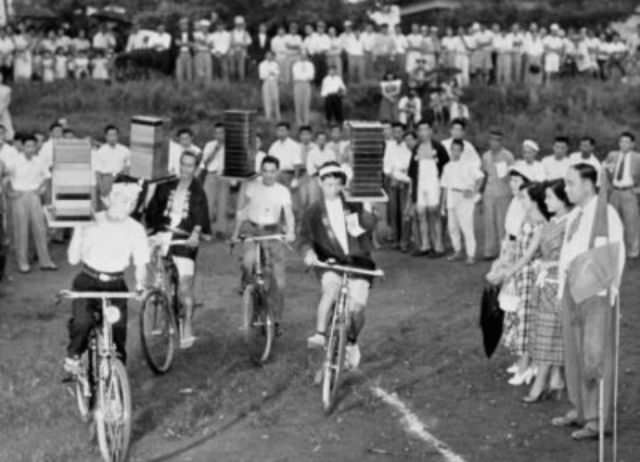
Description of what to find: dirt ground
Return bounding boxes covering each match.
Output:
[0,237,639,462]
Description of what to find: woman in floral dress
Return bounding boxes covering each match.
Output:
[523,180,572,402]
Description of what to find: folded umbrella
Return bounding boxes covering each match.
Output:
[479,284,503,358]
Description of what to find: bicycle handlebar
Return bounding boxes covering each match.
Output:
[311,261,384,278]
[58,290,141,300]
[232,234,287,243]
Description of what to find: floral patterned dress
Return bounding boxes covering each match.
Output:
[502,219,543,356]
[529,216,567,366]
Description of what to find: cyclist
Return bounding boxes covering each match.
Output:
[145,151,210,349]
[231,155,296,335]
[64,178,149,376]
[300,162,378,369]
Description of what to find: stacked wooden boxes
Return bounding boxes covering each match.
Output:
[129,116,169,180]
[47,138,95,226]
[345,121,387,202]
[223,110,257,178]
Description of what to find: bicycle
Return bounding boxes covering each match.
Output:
[59,290,138,462]
[310,261,384,414]
[139,227,191,374]
[231,234,287,365]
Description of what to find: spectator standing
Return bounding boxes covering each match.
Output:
[378,71,402,121]
[93,125,131,199]
[397,88,421,127]
[448,91,470,123]
[542,136,571,180]
[305,22,329,86]
[321,65,346,125]
[509,23,526,83]
[124,23,146,52]
[360,23,376,80]
[568,136,601,172]
[524,25,545,89]
[193,20,212,83]
[13,23,33,82]
[229,16,252,81]
[327,26,343,77]
[373,24,394,76]
[270,26,288,84]
[284,23,303,85]
[441,118,480,166]
[268,122,302,189]
[0,74,13,141]
[199,123,229,237]
[92,24,116,51]
[291,53,315,126]
[174,17,194,83]
[259,51,281,121]
[452,26,472,87]
[543,24,564,83]
[149,24,171,51]
[514,139,546,182]
[168,129,202,176]
[481,129,514,259]
[393,24,407,76]
[250,23,270,67]
[406,23,423,73]
[383,122,412,249]
[493,26,513,86]
[210,21,230,81]
[340,22,365,84]
[0,27,15,82]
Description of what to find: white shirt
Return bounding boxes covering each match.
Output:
[525,36,544,56]
[558,196,625,299]
[568,151,601,172]
[612,151,634,188]
[270,35,287,56]
[394,33,408,54]
[259,60,280,81]
[268,138,302,171]
[169,141,202,176]
[397,96,421,125]
[200,140,225,174]
[292,60,315,81]
[39,138,56,170]
[209,30,231,54]
[441,138,481,167]
[92,32,116,50]
[126,31,150,51]
[93,143,131,175]
[306,145,336,176]
[284,34,303,55]
[360,32,376,53]
[440,159,484,207]
[383,140,412,181]
[149,32,172,51]
[320,75,346,97]
[244,178,292,225]
[541,155,570,181]
[0,142,19,170]
[493,34,513,53]
[68,212,150,272]
[230,29,251,48]
[449,102,470,120]
[305,33,330,54]
[7,153,50,192]
[325,197,348,254]
[513,159,546,182]
[340,33,364,56]
[505,196,525,237]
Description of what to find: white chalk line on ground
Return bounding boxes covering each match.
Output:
[371,386,468,462]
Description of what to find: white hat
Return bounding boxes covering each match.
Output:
[471,22,481,32]
[234,16,245,25]
[318,162,347,180]
[522,139,539,152]
[550,23,559,31]
[197,19,211,28]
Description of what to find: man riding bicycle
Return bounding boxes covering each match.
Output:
[300,162,378,369]
[145,151,210,349]
[64,178,149,375]
[232,155,296,335]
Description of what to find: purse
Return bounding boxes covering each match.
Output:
[498,278,520,313]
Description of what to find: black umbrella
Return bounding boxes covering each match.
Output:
[89,8,131,25]
[15,6,57,22]
[479,284,504,358]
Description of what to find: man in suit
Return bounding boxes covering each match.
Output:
[250,23,271,67]
[301,162,377,370]
[605,131,640,258]
[174,17,194,83]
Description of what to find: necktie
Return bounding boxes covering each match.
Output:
[566,209,583,242]
[616,152,627,182]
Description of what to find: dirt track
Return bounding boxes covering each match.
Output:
[0,240,639,462]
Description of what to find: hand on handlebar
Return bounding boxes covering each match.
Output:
[304,250,318,267]
[185,233,199,248]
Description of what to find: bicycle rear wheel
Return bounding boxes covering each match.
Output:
[242,284,274,364]
[95,358,132,462]
[322,307,346,414]
[139,289,177,374]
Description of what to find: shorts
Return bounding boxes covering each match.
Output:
[172,256,194,277]
[416,187,440,209]
[321,271,370,312]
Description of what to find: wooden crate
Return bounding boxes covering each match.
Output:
[130,115,169,180]
[344,121,387,203]
[223,110,257,179]
[46,138,96,227]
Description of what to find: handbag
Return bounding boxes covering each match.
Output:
[498,278,520,312]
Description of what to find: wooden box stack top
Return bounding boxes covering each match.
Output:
[130,115,169,180]
[223,110,257,179]
[345,121,387,202]
[47,138,95,226]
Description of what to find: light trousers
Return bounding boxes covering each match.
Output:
[262,78,280,121]
[347,55,365,84]
[194,50,212,82]
[11,190,54,269]
[203,173,230,234]
[175,50,193,83]
[293,81,312,126]
[447,198,476,258]
[609,189,640,257]
[482,194,511,258]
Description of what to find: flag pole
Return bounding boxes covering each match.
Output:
[599,377,605,462]
[612,295,620,462]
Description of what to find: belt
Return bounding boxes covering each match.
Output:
[249,222,281,232]
[82,264,125,282]
[613,186,633,191]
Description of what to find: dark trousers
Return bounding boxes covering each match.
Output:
[67,272,128,362]
[388,182,410,247]
[312,53,327,86]
[324,94,344,125]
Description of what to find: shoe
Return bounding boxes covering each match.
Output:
[40,264,58,271]
[63,357,82,377]
[307,332,326,349]
[447,252,463,261]
[483,255,497,261]
[345,343,361,370]
[522,389,551,403]
[180,335,197,349]
[551,411,580,428]
[428,251,445,259]
[508,366,536,386]
[571,425,600,441]
[411,249,431,257]
[506,362,519,374]
[18,266,31,274]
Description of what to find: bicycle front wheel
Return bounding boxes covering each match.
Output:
[95,358,132,462]
[139,289,178,374]
[322,307,347,414]
[242,284,274,364]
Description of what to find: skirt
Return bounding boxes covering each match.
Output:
[529,280,563,365]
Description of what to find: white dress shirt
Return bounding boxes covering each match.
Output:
[568,152,601,172]
[149,32,172,51]
[493,34,513,53]
[7,153,51,192]
[200,140,225,174]
[383,140,411,181]
[441,138,481,167]
[306,145,336,176]
[0,142,19,170]
[284,34,303,55]
[38,138,55,170]
[340,33,364,56]
[541,155,570,181]
[292,60,315,82]
[305,33,330,55]
[259,60,280,81]
[169,141,202,176]
[268,138,302,171]
[513,159,546,182]
[270,35,287,56]
[68,212,150,272]
[209,31,231,54]
[244,178,292,225]
[320,75,346,97]
[325,196,348,254]
[92,143,131,175]
[440,159,484,208]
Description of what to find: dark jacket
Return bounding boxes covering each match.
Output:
[300,193,377,272]
[249,32,271,61]
[407,139,449,203]
[145,178,210,259]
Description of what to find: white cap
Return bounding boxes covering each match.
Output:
[234,16,245,25]
[522,139,539,152]
[318,163,346,179]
